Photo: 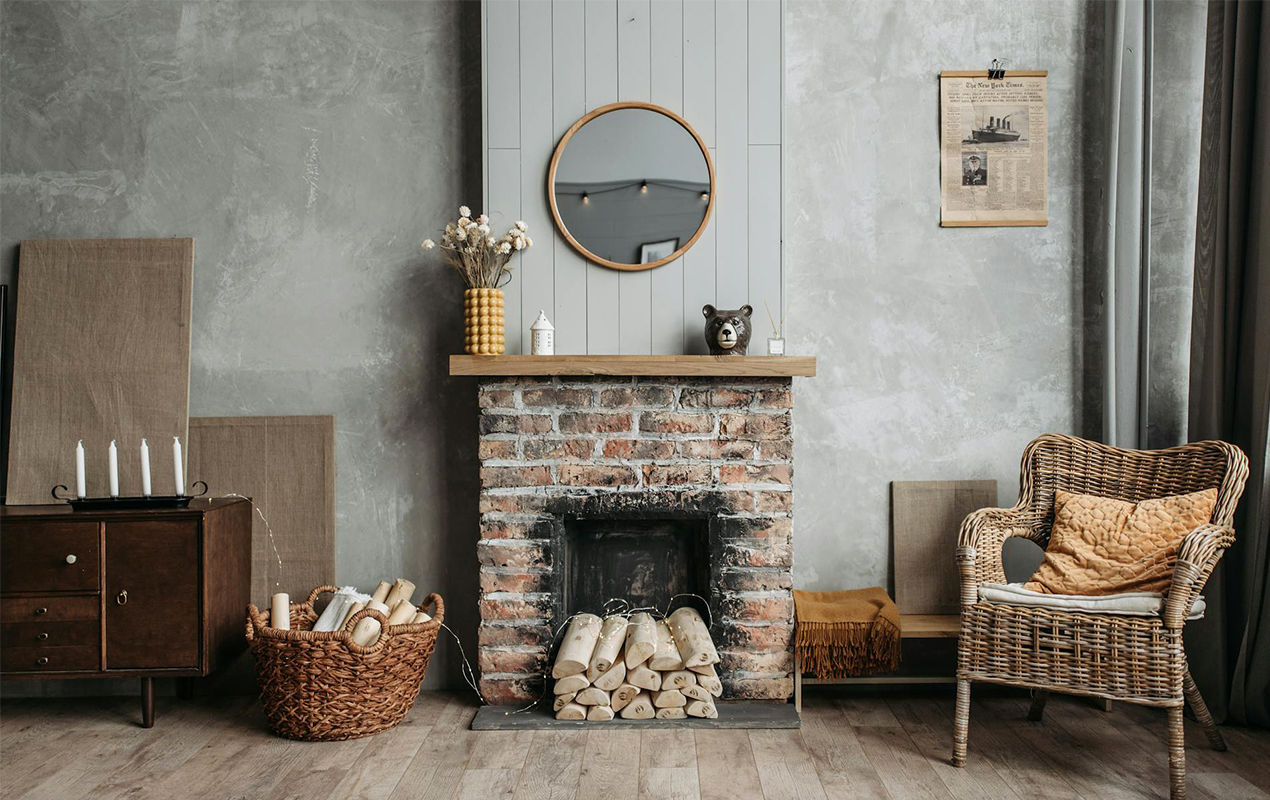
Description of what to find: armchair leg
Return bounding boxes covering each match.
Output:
[1184,671,1226,752]
[1168,705,1188,800]
[952,678,971,767]
[1027,690,1050,722]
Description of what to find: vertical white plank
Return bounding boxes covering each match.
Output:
[650,0,684,114]
[681,202,716,354]
[714,1,748,309]
[486,0,521,149]
[585,0,621,353]
[650,0,686,354]
[747,0,780,145]
[682,0,715,147]
[519,0,555,351]
[553,0,589,354]
[488,148,523,354]
[616,0,652,353]
[748,145,781,346]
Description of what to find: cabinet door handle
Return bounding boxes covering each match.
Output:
[36,657,49,666]
[36,632,49,641]
[35,607,48,616]
[116,590,128,605]
[65,554,77,564]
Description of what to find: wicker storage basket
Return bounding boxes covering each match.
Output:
[246,585,443,741]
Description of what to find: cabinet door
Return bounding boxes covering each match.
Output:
[105,520,201,670]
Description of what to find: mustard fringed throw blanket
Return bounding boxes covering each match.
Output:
[794,587,901,679]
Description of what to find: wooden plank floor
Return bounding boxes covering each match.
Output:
[3,689,1269,800]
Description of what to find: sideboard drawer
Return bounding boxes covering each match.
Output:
[1,619,99,649]
[1,645,99,673]
[0,595,100,623]
[1,521,100,593]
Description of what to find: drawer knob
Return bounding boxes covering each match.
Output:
[35,607,48,616]
[36,657,49,666]
[36,632,49,641]
[117,590,128,606]
[65,554,77,564]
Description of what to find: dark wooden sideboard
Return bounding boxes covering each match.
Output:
[0,498,251,726]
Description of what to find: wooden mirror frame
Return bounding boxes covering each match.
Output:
[547,102,716,272]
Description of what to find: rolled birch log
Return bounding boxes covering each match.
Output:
[593,660,627,692]
[624,613,657,669]
[669,607,720,668]
[587,705,616,721]
[553,692,577,712]
[270,593,290,630]
[338,601,365,631]
[553,614,603,679]
[383,579,416,609]
[386,599,417,626]
[411,611,432,624]
[370,581,392,604]
[652,689,686,708]
[610,683,640,712]
[575,687,610,706]
[556,702,586,720]
[656,707,687,720]
[663,670,697,689]
[628,665,662,692]
[685,699,718,719]
[682,684,713,703]
[695,672,723,698]
[650,619,685,671]
[350,600,391,647]
[590,615,628,673]
[619,691,655,720]
[553,674,590,695]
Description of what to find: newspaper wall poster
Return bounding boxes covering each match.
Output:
[939,71,1048,227]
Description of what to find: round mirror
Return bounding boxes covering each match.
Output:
[548,102,715,271]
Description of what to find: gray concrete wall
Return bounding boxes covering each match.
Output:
[1,0,482,690]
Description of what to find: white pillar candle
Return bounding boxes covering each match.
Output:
[75,440,87,498]
[139,438,152,497]
[108,440,119,497]
[271,592,290,630]
[172,436,185,496]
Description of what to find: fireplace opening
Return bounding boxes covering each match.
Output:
[560,517,710,617]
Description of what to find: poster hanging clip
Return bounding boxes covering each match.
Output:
[988,59,1007,80]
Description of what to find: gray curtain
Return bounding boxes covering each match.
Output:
[1186,0,1270,727]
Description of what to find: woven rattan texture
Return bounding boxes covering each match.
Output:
[246,586,443,741]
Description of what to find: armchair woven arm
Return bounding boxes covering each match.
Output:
[1163,523,1235,629]
[956,506,1044,605]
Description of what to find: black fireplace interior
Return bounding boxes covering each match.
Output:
[561,517,710,617]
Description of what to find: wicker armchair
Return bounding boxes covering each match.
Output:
[951,434,1248,800]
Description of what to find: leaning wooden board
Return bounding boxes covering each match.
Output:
[187,416,336,603]
[891,479,997,615]
[6,239,194,504]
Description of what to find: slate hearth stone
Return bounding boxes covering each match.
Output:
[471,700,800,730]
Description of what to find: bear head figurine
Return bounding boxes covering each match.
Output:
[702,304,753,356]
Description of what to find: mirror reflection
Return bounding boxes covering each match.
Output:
[551,105,713,269]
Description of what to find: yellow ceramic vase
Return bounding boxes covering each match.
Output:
[464,288,506,355]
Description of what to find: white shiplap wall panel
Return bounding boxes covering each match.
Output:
[552,0,589,354]
[484,0,781,354]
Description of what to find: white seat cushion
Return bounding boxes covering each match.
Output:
[978,583,1205,620]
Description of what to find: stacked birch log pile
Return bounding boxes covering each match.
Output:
[552,608,722,721]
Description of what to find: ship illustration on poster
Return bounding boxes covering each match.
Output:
[971,113,1021,143]
[962,105,1028,144]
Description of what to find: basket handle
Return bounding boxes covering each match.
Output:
[245,603,264,641]
[417,593,444,626]
[342,606,392,654]
[306,584,340,608]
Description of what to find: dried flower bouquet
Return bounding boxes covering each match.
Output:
[422,205,532,289]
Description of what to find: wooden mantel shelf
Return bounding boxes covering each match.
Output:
[449,355,816,377]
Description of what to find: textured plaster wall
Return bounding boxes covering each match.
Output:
[784,0,1205,592]
[0,0,482,689]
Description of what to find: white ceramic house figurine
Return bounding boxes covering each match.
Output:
[531,310,555,355]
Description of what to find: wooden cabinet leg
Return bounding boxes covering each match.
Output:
[141,677,155,728]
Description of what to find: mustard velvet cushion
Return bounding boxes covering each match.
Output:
[1022,488,1219,595]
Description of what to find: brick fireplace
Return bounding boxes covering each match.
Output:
[469,365,808,706]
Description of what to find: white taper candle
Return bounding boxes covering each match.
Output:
[108,440,119,497]
[271,592,290,630]
[172,436,185,496]
[139,438,152,497]
[75,440,87,498]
